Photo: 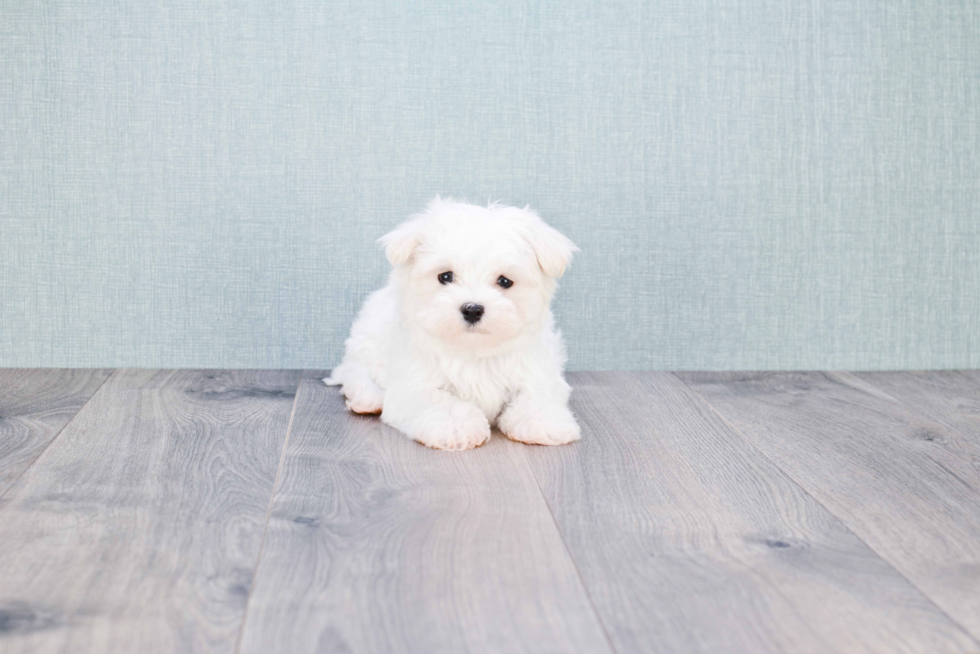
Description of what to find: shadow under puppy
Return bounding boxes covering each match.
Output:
[326,198,580,450]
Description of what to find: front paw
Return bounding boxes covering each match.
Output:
[412,403,492,451]
[499,402,581,446]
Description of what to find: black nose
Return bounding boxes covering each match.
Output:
[461,303,484,324]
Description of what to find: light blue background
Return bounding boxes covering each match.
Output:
[2,1,978,370]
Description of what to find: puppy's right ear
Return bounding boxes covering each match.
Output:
[377,219,422,266]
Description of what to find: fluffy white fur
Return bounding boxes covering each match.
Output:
[325,198,581,451]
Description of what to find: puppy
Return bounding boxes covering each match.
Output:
[325,198,580,451]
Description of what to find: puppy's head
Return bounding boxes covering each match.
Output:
[379,198,577,353]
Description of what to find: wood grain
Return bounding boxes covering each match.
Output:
[0,369,300,653]
[0,368,112,499]
[848,370,980,443]
[238,371,612,654]
[524,371,978,653]
[678,370,980,641]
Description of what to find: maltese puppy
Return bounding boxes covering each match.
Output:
[325,198,581,451]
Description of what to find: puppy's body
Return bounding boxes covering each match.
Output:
[327,199,580,450]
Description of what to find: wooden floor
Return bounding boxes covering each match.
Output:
[1,370,979,653]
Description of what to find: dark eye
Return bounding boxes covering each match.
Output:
[497,275,513,289]
[438,271,454,285]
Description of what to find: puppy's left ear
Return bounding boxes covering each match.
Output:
[377,219,422,266]
[509,207,579,278]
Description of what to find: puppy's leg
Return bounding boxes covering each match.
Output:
[498,375,581,446]
[324,285,395,414]
[382,384,491,451]
[324,364,384,415]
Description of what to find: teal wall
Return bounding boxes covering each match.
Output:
[2,1,978,371]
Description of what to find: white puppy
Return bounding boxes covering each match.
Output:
[325,198,581,451]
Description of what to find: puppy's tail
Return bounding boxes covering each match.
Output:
[323,366,346,386]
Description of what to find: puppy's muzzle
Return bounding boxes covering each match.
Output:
[460,303,485,324]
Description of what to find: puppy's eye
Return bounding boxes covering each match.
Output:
[438,271,454,285]
[497,275,514,289]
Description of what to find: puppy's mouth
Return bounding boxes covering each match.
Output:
[464,324,490,335]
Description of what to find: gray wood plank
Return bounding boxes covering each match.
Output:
[847,370,980,444]
[678,371,980,642]
[238,371,612,654]
[0,369,112,498]
[0,369,300,654]
[525,371,978,654]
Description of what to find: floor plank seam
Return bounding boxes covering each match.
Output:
[520,444,620,654]
[672,372,980,647]
[233,371,305,654]
[824,371,905,406]
[0,368,116,505]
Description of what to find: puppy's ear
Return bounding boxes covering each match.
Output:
[377,219,422,266]
[509,207,578,278]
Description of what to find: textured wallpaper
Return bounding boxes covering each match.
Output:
[1,0,978,370]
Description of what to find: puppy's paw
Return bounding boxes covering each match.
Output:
[499,402,581,446]
[342,382,384,415]
[413,403,492,451]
